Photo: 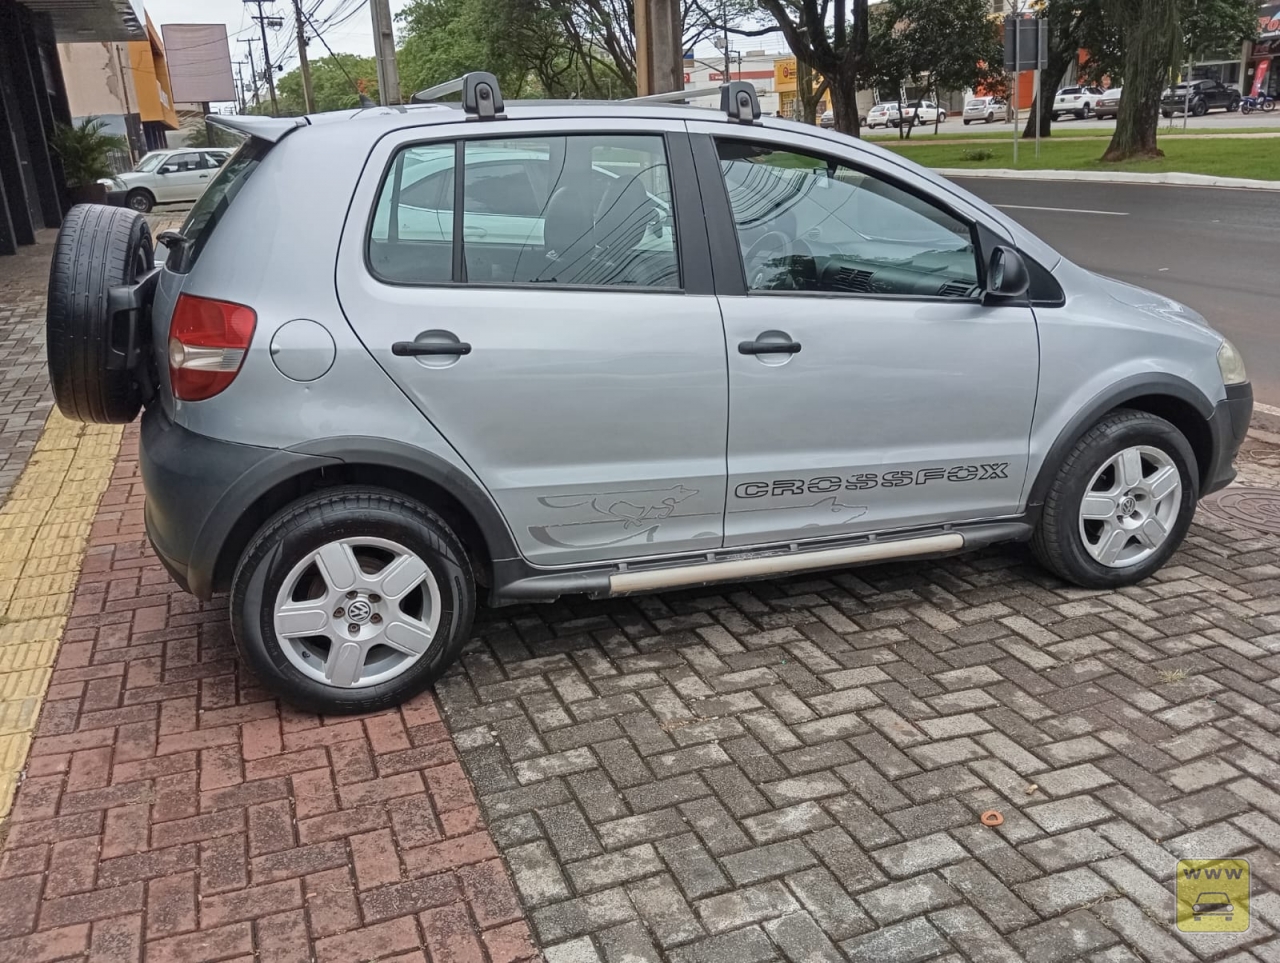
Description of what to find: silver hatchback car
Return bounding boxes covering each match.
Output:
[46,75,1252,714]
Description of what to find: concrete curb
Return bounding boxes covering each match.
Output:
[934,167,1280,191]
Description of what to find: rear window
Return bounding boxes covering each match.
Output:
[1059,87,1080,95]
[168,136,266,274]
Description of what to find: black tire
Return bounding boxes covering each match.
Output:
[1163,110,1173,118]
[1192,98,1208,117]
[1031,409,1198,589]
[231,487,476,715]
[1051,112,1061,121]
[1228,97,1241,112]
[47,204,154,425]
[964,119,972,126]
[1081,103,1093,118]
[125,189,154,213]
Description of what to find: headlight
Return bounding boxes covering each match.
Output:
[1217,339,1247,385]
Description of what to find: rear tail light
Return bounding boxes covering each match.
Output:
[168,294,256,401]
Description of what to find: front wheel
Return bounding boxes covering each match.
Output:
[1163,110,1173,118]
[231,487,475,714]
[1031,410,1197,588]
[1051,112,1061,122]
[1081,103,1093,118]
[126,189,154,213]
[1192,99,1208,117]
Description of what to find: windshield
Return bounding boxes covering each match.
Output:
[170,137,269,273]
[135,152,165,172]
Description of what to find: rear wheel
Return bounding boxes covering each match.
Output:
[1032,410,1197,588]
[1051,112,1061,121]
[46,204,155,424]
[231,487,475,714]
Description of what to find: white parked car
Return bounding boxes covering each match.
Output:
[963,96,1010,125]
[901,101,947,125]
[865,102,901,128]
[101,148,232,213]
[1051,86,1105,120]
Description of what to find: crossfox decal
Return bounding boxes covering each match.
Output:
[734,464,1010,499]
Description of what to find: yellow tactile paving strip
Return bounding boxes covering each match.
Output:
[0,411,122,815]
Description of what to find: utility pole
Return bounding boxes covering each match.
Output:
[241,39,260,108]
[291,0,316,113]
[232,60,249,113]
[369,0,401,104]
[244,0,279,115]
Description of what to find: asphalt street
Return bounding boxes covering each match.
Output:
[953,176,1280,409]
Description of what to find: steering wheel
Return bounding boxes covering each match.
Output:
[745,231,795,288]
[744,232,812,289]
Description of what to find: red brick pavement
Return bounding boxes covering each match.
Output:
[0,426,538,963]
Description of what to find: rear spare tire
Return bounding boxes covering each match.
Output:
[47,204,155,424]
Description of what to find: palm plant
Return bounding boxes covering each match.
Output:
[50,117,127,188]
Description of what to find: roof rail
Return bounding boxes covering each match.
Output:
[411,71,505,120]
[206,113,308,144]
[626,82,761,124]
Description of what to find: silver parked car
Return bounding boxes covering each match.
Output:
[46,74,1252,714]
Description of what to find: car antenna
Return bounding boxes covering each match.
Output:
[358,94,377,107]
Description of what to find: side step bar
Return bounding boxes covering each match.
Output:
[609,533,964,594]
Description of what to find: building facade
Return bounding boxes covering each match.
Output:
[58,11,179,163]
[0,0,147,256]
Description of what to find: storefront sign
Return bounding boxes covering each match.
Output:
[1261,4,1280,40]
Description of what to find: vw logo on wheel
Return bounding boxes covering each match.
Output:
[346,598,373,624]
[1119,495,1137,516]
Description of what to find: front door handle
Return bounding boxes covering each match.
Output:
[392,341,472,357]
[739,339,801,355]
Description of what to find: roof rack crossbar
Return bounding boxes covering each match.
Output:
[625,82,761,124]
[412,71,505,120]
[625,86,723,104]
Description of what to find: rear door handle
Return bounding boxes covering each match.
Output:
[392,341,472,357]
[738,339,801,355]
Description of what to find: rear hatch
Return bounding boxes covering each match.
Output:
[149,134,274,414]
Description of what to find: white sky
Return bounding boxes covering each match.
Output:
[144,0,413,105]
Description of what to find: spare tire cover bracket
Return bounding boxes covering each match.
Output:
[106,266,161,373]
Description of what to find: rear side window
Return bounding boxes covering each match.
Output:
[169,137,268,274]
[368,133,680,289]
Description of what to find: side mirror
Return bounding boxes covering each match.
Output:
[985,246,1029,303]
[158,166,175,175]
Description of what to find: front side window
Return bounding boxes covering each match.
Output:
[164,152,201,172]
[368,133,679,289]
[716,140,979,298]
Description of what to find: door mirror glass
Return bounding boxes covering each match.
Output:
[985,246,1030,302]
[159,166,175,174]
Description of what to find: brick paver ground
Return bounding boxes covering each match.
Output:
[5,215,1280,961]
[0,429,537,963]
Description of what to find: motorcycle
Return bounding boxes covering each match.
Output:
[1241,94,1276,114]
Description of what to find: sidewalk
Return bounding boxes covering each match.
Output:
[3,218,1280,962]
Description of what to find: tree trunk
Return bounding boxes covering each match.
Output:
[1021,48,1072,139]
[1103,0,1180,162]
[829,70,861,136]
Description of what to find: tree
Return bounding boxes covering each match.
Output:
[750,0,871,135]
[275,54,378,114]
[1101,0,1181,160]
[1019,0,1106,140]
[1181,0,1260,71]
[866,0,1003,138]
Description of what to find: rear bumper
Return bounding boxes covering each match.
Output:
[141,405,339,599]
[105,190,128,206]
[1203,382,1253,495]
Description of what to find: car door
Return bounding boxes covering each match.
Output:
[338,119,729,566]
[155,151,208,202]
[688,123,1039,547]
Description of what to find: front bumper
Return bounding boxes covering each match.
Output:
[141,406,339,598]
[105,189,128,206]
[1203,382,1253,495]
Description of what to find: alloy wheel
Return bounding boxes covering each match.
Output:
[272,536,441,688]
[1078,445,1182,568]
